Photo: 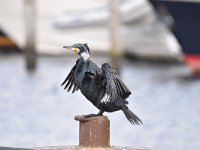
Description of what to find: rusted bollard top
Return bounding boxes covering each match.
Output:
[74,115,109,122]
[75,115,110,148]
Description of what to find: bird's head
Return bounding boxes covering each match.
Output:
[63,43,90,60]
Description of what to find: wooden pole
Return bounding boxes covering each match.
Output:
[110,0,123,73]
[24,0,37,71]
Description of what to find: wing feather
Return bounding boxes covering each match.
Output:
[101,66,117,104]
[61,59,80,93]
[72,83,78,93]
[101,63,131,104]
[109,65,131,98]
[61,71,72,86]
[67,79,75,92]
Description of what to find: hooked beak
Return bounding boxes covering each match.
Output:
[63,45,80,54]
[63,45,72,49]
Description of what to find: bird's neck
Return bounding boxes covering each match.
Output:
[80,52,90,61]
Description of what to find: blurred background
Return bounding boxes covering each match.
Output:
[0,0,200,150]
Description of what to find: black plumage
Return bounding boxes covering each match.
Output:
[61,43,143,125]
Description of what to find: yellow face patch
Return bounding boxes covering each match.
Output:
[72,47,80,53]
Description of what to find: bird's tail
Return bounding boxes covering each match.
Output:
[122,108,143,125]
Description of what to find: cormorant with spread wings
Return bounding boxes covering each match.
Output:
[61,43,142,125]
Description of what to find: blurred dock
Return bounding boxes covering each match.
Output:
[0,147,31,150]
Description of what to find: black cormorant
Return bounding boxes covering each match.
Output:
[61,43,142,125]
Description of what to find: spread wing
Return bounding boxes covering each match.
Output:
[101,63,131,104]
[61,59,80,93]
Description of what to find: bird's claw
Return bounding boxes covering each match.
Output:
[84,114,97,118]
[84,113,103,118]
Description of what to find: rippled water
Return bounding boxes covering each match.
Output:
[0,55,200,150]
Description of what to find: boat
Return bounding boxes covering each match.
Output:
[53,0,181,59]
[0,28,21,53]
[0,0,181,59]
[53,0,150,28]
[150,0,200,74]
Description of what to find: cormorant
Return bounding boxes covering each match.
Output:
[61,43,142,125]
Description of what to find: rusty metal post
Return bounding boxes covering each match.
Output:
[74,115,110,148]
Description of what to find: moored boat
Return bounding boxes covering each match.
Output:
[150,0,200,75]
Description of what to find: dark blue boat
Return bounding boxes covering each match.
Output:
[150,0,200,74]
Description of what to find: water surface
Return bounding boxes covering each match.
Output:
[0,55,200,150]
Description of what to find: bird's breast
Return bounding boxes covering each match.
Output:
[73,60,105,106]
